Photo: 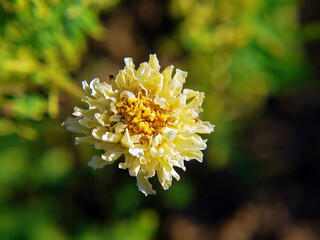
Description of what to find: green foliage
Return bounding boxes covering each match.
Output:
[77,210,159,240]
[0,206,69,240]
[0,0,108,137]
[162,179,194,209]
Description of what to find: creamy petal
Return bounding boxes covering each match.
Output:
[101,144,124,163]
[92,127,106,140]
[129,159,141,176]
[114,123,128,135]
[124,57,135,68]
[150,133,163,147]
[137,62,152,79]
[88,156,108,169]
[62,117,88,133]
[161,127,177,141]
[82,96,109,112]
[154,95,169,110]
[171,168,180,181]
[102,132,121,142]
[174,132,207,150]
[149,54,160,71]
[95,112,111,127]
[168,69,187,97]
[129,145,145,158]
[73,107,87,117]
[194,121,215,134]
[171,158,186,171]
[120,90,135,99]
[79,116,96,128]
[75,136,95,145]
[94,141,116,150]
[89,78,101,97]
[82,80,91,96]
[178,148,204,162]
[137,174,156,196]
[157,167,172,190]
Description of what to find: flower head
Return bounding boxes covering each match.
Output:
[63,54,214,195]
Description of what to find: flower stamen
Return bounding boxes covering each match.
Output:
[116,92,170,145]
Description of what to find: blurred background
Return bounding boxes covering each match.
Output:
[0,0,320,239]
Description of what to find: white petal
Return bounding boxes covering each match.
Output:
[131,134,142,143]
[75,136,95,145]
[82,96,109,112]
[174,132,207,150]
[195,122,215,134]
[179,149,204,162]
[73,107,87,117]
[120,90,135,99]
[137,62,152,79]
[171,168,180,181]
[129,145,145,158]
[157,168,172,190]
[95,113,110,127]
[79,116,96,128]
[88,156,107,169]
[149,54,160,71]
[140,157,148,164]
[89,78,100,97]
[94,141,116,150]
[154,95,169,109]
[150,146,163,157]
[129,160,140,176]
[124,57,135,68]
[62,117,88,133]
[102,132,121,142]
[171,158,186,171]
[101,144,124,163]
[150,133,163,147]
[168,69,187,97]
[161,127,177,141]
[82,80,91,95]
[114,123,128,135]
[109,114,122,122]
[145,72,163,94]
[160,65,174,96]
[92,127,106,140]
[120,129,131,148]
[182,88,199,100]
[185,92,205,112]
[120,129,140,148]
[137,174,156,196]
[162,141,176,157]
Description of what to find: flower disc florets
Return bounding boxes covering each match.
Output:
[63,54,214,195]
[115,92,173,145]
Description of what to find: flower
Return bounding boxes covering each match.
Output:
[63,54,214,195]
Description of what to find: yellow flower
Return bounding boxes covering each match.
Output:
[63,54,214,195]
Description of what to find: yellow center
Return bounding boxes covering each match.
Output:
[116,92,171,144]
